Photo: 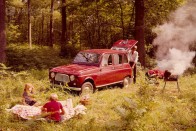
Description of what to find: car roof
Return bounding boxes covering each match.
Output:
[81,49,126,54]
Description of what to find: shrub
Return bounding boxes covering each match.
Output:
[6,44,71,71]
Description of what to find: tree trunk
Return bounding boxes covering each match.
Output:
[28,0,32,49]
[0,0,6,63]
[41,10,44,45]
[119,1,125,39]
[134,0,145,67]
[46,22,49,45]
[60,0,68,56]
[95,0,101,47]
[49,0,54,47]
[127,4,135,39]
[17,0,26,25]
[17,8,23,25]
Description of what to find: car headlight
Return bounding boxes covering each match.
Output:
[70,75,75,81]
[51,72,55,78]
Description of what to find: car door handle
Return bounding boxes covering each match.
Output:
[112,67,115,69]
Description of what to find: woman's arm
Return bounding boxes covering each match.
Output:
[60,108,65,115]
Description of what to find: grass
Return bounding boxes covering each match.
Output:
[0,44,195,131]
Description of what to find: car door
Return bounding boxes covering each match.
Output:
[112,53,125,82]
[96,53,117,86]
[112,53,132,82]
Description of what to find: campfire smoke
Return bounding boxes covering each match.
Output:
[153,0,196,75]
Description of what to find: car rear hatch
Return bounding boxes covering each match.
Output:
[111,39,138,52]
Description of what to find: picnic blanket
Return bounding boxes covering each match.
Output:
[9,105,41,120]
[7,99,87,121]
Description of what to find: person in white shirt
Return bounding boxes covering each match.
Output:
[127,46,139,84]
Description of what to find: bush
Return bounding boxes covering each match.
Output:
[6,24,21,43]
[6,44,71,71]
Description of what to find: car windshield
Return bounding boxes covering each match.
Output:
[73,52,100,64]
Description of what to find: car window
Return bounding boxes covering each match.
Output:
[108,55,112,65]
[111,46,127,51]
[113,54,123,65]
[73,52,100,64]
[101,54,112,66]
[124,54,128,63]
[119,55,123,64]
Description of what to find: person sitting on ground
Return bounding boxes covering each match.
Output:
[41,93,65,122]
[22,83,38,106]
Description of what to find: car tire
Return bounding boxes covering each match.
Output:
[81,82,94,95]
[123,76,131,88]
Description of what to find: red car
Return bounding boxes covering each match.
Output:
[49,40,137,94]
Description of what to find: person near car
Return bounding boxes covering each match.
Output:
[42,93,65,122]
[127,46,139,84]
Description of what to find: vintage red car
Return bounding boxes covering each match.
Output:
[49,40,137,94]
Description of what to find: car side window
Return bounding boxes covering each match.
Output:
[101,54,112,66]
[108,55,112,65]
[124,54,128,63]
[113,54,123,65]
[119,55,123,64]
[101,54,108,66]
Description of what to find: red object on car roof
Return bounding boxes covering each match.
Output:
[111,39,138,51]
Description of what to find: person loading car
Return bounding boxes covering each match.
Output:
[127,46,139,84]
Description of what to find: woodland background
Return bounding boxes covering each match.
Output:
[0,0,195,130]
[1,0,194,67]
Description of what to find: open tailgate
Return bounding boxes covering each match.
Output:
[111,39,138,51]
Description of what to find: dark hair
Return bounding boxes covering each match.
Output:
[132,46,137,49]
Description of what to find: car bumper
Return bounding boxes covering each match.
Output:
[50,84,81,91]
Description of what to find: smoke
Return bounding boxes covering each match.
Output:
[153,0,196,75]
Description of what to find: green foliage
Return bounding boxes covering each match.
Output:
[6,44,71,71]
[116,97,147,130]
[6,24,21,43]
[5,0,186,55]
[145,54,157,69]
[184,67,196,75]
[8,0,24,8]
[115,76,196,131]
[53,10,61,21]
[66,39,81,57]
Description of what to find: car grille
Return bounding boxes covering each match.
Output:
[55,73,70,82]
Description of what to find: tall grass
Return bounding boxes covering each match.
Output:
[0,45,195,130]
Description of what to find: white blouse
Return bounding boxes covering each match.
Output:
[127,50,139,63]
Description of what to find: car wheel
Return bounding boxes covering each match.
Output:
[81,82,94,95]
[123,76,131,88]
